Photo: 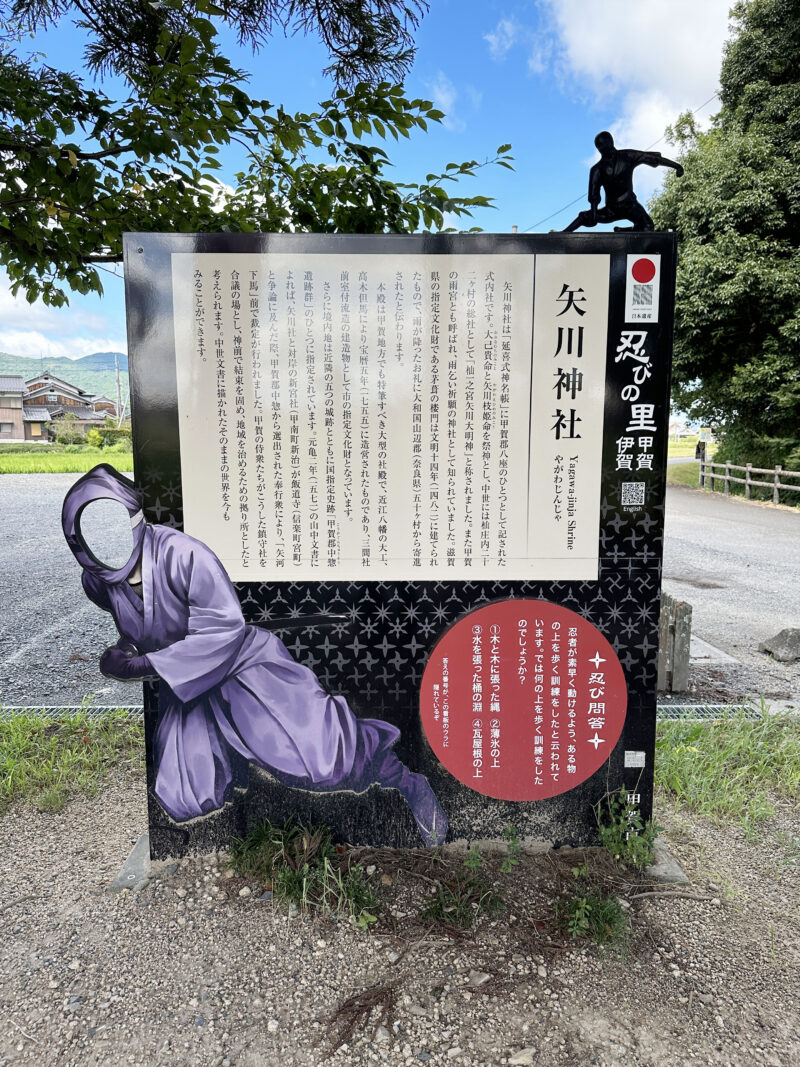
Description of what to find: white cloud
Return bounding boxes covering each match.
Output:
[0,271,127,359]
[541,0,730,105]
[484,15,553,74]
[540,0,731,157]
[526,37,553,76]
[465,85,484,111]
[426,72,465,132]
[0,277,109,333]
[485,18,520,61]
[0,328,127,360]
[489,3,729,198]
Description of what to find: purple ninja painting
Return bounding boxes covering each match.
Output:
[62,464,448,846]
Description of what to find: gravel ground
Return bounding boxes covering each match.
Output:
[1,770,798,1067]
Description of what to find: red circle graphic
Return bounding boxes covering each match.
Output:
[420,599,628,801]
[631,258,656,284]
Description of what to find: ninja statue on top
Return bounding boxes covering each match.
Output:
[563,131,684,233]
[62,464,448,847]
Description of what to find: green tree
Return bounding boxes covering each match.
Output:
[51,411,85,443]
[651,0,800,467]
[0,0,512,306]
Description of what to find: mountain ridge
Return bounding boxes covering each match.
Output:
[0,350,129,404]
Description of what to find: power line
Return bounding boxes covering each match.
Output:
[522,91,720,233]
[94,262,124,281]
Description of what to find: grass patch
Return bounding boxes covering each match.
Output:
[0,447,132,474]
[655,709,800,837]
[0,710,144,813]
[554,863,629,947]
[419,844,505,929]
[420,869,504,929]
[668,437,713,459]
[230,818,379,927]
[666,460,702,488]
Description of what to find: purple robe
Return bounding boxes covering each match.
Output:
[62,465,399,822]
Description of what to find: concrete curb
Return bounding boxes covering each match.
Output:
[645,835,690,884]
[108,833,150,893]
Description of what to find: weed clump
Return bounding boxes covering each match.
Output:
[420,843,504,929]
[595,788,660,870]
[499,824,522,874]
[554,864,628,947]
[230,818,379,927]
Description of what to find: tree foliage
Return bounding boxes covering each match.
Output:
[650,0,800,465]
[0,0,512,305]
[7,0,428,90]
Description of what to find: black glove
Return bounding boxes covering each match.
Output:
[99,646,157,682]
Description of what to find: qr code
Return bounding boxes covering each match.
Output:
[632,283,653,307]
[621,481,646,508]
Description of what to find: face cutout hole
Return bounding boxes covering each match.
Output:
[78,498,135,571]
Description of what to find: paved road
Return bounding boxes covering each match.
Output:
[662,485,800,651]
[1,475,798,706]
[662,485,800,700]
[0,474,133,707]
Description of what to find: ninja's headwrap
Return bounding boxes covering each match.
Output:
[62,463,146,584]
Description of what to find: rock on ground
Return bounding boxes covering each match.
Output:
[759,628,800,664]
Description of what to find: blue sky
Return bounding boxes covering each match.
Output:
[0,0,733,360]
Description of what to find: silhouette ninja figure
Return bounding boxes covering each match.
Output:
[563,131,683,233]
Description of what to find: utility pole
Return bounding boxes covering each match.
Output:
[115,354,124,428]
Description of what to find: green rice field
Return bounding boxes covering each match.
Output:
[0,449,133,474]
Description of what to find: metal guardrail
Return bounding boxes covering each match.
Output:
[699,458,800,503]
[0,705,145,720]
[656,703,761,721]
[0,703,767,722]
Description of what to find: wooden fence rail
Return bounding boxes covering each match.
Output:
[699,458,800,503]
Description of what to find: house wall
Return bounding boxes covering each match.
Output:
[0,402,24,441]
[23,422,45,441]
[26,388,84,406]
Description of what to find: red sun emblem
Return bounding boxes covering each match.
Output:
[631,258,656,284]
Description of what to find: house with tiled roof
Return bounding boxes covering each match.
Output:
[23,372,116,422]
[0,371,117,441]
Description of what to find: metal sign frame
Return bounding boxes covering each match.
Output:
[123,231,676,859]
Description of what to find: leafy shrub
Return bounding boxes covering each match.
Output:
[95,426,132,447]
[594,789,660,871]
[0,442,59,453]
[52,412,85,445]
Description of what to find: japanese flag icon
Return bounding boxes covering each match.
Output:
[625,254,661,323]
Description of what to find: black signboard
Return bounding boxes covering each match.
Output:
[121,232,675,859]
